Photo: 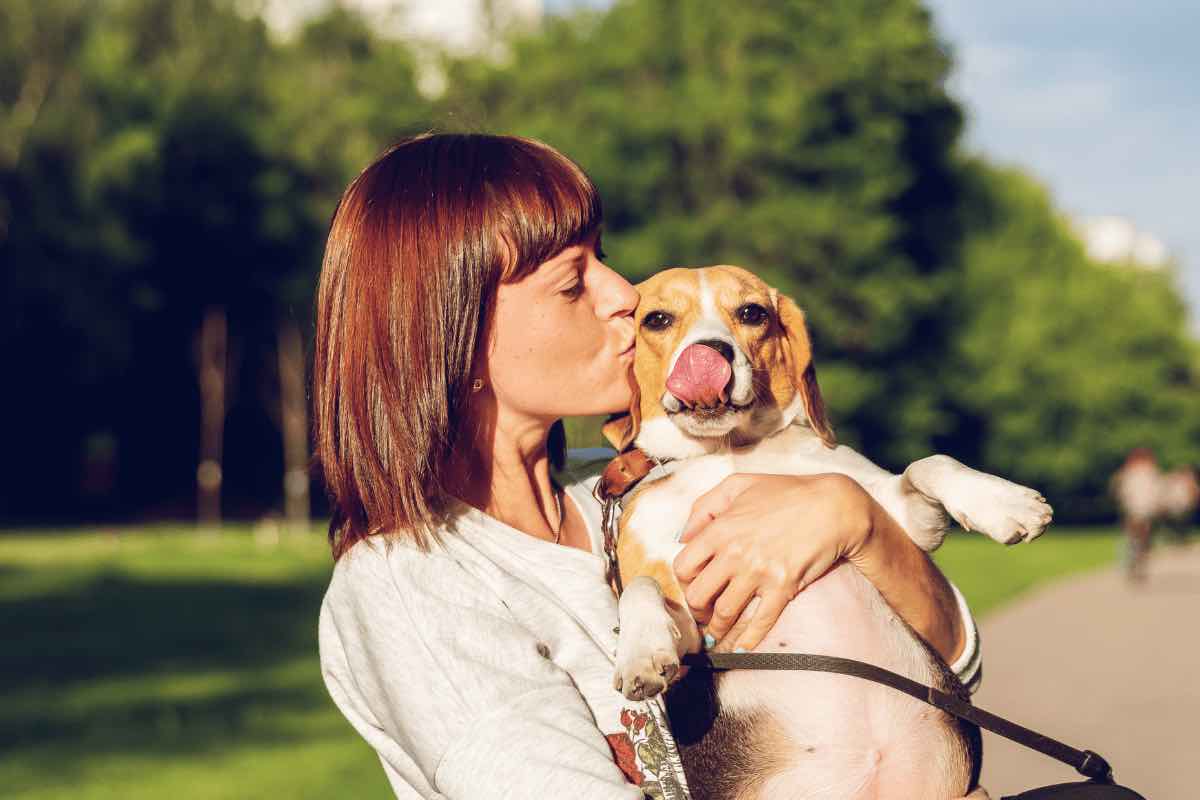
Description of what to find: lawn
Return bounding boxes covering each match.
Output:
[1,524,1122,799]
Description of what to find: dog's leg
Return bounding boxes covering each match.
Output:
[611,474,718,700]
[754,436,956,552]
[902,454,1053,546]
[613,575,700,700]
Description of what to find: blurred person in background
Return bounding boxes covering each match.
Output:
[1160,466,1200,541]
[1111,448,1199,582]
[312,133,984,798]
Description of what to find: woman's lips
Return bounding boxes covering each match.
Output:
[618,340,636,360]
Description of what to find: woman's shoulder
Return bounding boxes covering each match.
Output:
[325,530,490,612]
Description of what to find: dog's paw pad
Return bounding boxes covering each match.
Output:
[614,649,679,700]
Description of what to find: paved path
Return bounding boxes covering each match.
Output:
[974,542,1200,799]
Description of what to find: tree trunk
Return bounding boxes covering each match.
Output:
[196,307,227,530]
[278,320,310,534]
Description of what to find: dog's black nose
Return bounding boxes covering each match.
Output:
[696,339,735,364]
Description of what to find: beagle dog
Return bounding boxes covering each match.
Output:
[602,266,1050,800]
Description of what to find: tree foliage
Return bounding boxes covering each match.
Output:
[947,161,1200,516]
[0,0,1195,521]
[444,0,968,465]
[0,0,429,519]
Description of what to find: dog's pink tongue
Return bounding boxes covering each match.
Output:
[667,344,732,407]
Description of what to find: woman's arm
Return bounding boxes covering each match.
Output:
[850,487,965,663]
[672,473,967,667]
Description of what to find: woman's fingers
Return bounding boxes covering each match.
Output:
[701,569,759,644]
[731,585,793,651]
[679,474,754,542]
[681,551,730,624]
[673,527,720,584]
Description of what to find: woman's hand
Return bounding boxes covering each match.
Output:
[672,471,966,664]
[671,472,873,651]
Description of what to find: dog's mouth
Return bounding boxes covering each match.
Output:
[670,396,753,418]
[666,344,732,404]
[666,396,754,441]
[663,342,755,423]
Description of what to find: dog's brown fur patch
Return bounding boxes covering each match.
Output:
[666,670,792,800]
[616,485,689,613]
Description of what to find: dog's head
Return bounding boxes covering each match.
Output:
[602,265,835,459]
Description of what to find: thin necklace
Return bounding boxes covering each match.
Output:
[551,484,564,545]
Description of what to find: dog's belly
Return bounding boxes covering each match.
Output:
[676,563,973,800]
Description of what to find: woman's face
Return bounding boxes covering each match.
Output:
[483,233,639,420]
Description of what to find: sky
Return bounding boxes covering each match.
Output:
[921,0,1200,324]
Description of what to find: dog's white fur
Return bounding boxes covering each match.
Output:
[608,266,1050,799]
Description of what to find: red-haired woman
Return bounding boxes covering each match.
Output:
[315,134,982,798]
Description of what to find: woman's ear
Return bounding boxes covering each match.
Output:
[776,294,836,449]
[601,373,642,452]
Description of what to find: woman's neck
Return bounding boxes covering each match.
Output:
[447,409,562,542]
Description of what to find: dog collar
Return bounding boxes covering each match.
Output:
[594,449,674,594]
[596,449,659,499]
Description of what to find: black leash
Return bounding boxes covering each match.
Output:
[682,651,1114,784]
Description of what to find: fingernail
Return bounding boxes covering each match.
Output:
[704,633,715,649]
[734,647,747,654]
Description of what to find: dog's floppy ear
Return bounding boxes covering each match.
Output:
[601,372,642,452]
[775,292,836,448]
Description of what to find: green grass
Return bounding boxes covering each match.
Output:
[0,526,391,800]
[933,526,1123,617]
[0,524,1123,798]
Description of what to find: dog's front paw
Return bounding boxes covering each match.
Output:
[944,472,1053,544]
[613,647,679,701]
[613,620,681,701]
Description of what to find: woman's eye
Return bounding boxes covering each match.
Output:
[642,311,673,331]
[737,304,769,325]
[562,281,585,300]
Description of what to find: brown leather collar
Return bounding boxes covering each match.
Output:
[595,448,660,501]
[594,448,664,596]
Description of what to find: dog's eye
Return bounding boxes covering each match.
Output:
[642,311,674,331]
[737,304,769,325]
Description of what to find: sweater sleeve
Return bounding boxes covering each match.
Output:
[319,541,643,800]
[946,581,982,694]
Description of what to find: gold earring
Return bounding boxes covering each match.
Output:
[471,378,484,393]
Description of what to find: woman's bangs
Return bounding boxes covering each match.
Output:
[497,141,603,282]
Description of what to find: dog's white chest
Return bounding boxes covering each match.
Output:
[624,427,857,552]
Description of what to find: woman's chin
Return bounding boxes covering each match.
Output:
[558,395,632,420]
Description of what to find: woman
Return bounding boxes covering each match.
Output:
[315,133,982,799]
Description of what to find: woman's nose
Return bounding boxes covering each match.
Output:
[597,265,639,319]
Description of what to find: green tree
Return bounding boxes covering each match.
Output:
[0,0,430,519]
[947,161,1200,517]
[444,0,969,466]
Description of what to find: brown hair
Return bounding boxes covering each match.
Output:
[313,133,602,558]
